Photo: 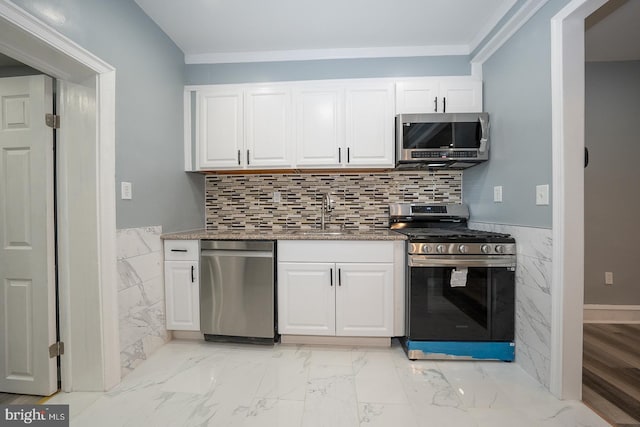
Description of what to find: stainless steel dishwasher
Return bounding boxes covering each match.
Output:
[200,240,275,344]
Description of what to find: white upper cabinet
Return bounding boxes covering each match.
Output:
[345,82,395,167]
[196,86,292,170]
[198,89,244,169]
[189,77,483,171]
[294,86,344,167]
[294,81,395,168]
[245,87,293,168]
[396,78,483,114]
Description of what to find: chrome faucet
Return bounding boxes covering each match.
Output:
[320,193,333,230]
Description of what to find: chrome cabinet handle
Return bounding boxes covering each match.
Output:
[170,249,188,252]
[330,268,333,287]
[338,147,341,163]
[338,268,342,286]
[191,265,195,283]
[434,96,438,112]
[237,149,241,165]
[246,149,250,165]
[443,97,446,113]
[347,148,350,163]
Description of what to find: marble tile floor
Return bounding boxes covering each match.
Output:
[47,339,609,427]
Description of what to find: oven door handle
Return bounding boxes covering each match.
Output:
[409,256,516,268]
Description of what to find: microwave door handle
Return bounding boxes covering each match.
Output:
[478,116,489,153]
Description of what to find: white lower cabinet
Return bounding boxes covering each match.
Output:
[335,263,393,336]
[278,262,336,335]
[164,240,200,331]
[277,241,395,337]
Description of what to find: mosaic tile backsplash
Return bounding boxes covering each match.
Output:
[205,171,462,231]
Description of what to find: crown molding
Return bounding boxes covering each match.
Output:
[185,44,470,65]
[471,0,550,66]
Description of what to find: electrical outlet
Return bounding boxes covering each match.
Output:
[121,182,132,200]
[605,272,614,285]
[536,184,549,205]
[493,186,503,203]
[272,191,281,203]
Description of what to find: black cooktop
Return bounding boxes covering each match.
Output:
[393,227,515,243]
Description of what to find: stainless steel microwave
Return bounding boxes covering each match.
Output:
[395,112,489,169]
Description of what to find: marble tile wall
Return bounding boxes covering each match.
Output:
[205,171,462,231]
[469,222,553,388]
[116,226,171,378]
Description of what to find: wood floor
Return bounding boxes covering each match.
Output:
[0,392,43,405]
[583,323,640,427]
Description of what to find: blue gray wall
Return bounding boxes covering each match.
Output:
[584,61,640,305]
[463,0,571,228]
[186,55,471,85]
[11,0,204,232]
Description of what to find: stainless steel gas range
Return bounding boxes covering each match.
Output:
[389,203,516,361]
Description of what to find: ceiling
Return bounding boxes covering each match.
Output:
[3,1,637,69]
[134,0,517,64]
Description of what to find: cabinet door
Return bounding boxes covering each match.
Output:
[395,80,439,114]
[438,79,483,113]
[165,261,200,331]
[335,263,393,337]
[345,83,395,167]
[245,87,293,168]
[278,262,335,335]
[294,87,344,167]
[198,89,244,169]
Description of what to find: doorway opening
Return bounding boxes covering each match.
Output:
[0,1,119,392]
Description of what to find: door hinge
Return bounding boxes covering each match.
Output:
[45,113,60,129]
[49,342,64,358]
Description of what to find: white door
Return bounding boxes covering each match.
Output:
[277,262,335,335]
[294,86,344,167]
[395,80,440,114]
[345,83,395,167]
[198,89,244,169]
[164,261,200,331]
[0,75,57,395]
[245,87,293,168]
[335,263,393,337]
[438,78,483,113]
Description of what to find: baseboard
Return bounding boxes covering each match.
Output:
[280,335,391,347]
[583,304,640,324]
[171,331,204,340]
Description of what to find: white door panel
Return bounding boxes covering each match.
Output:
[199,90,244,169]
[245,88,292,167]
[295,87,344,166]
[0,75,57,395]
[345,84,395,166]
[278,262,335,335]
[336,263,393,337]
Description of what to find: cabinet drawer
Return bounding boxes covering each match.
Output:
[164,240,199,261]
[278,240,394,263]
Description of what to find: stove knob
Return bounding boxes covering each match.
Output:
[481,244,491,254]
[495,245,505,254]
[458,244,468,254]
[436,244,445,254]
[424,245,432,253]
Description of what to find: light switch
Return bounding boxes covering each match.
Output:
[536,185,549,205]
[605,272,613,285]
[121,182,132,200]
[493,186,503,203]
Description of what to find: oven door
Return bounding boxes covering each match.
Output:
[407,256,515,341]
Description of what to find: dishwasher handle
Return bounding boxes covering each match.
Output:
[201,249,273,258]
